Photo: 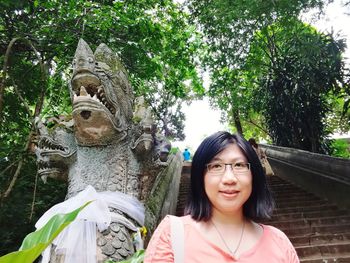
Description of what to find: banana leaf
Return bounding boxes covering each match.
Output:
[0,201,92,263]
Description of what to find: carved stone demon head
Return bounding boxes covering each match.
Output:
[35,118,76,182]
[71,39,133,146]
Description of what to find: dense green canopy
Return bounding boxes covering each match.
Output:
[247,19,348,152]
[187,0,350,151]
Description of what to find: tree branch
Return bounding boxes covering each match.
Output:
[0,159,24,203]
[13,80,32,116]
[0,61,46,203]
[0,37,47,121]
[246,118,270,136]
[0,160,17,177]
[0,37,21,121]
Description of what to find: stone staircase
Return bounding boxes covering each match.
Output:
[266,175,350,262]
[176,162,191,216]
[175,164,350,262]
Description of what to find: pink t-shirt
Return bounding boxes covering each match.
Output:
[144,215,299,263]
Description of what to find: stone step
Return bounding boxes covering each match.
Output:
[270,209,350,221]
[290,232,350,246]
[271,192,315,199]
[273,194,321,203]
[273,204,339,214]
[275,199,327,208]
[270,186,301,191]
[271,191,317,199]
[281,223,350,237]
[271,188,308,194]
[268,216,350,229]
[300,254,350,263]
[296,243,350,260]
[176,167,191,216]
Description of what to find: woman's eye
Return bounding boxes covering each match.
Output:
[213,164,222,168]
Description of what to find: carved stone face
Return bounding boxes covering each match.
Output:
[70,39,133,146]
[35,127,76,182]
[71,45,100,92]
[72,85,120,145]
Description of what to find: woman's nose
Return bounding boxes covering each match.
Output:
[221,165,238,183]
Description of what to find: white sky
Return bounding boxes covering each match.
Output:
[172,98,227,151]
[172,0,350,152]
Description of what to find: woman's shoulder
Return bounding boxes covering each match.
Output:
[155,215,193,231]
[144,215,194,262]
[261,224,295,248]
[263,224,289,239]
[261,224,299,262]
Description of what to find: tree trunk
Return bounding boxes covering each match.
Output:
[233,109,243,136]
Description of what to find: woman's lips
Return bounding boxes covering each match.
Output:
[220,190,239,197]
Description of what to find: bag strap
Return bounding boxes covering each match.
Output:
[169,215,184,263]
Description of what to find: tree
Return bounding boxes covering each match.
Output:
[246,19,348,153]
[186,0,333,136]
[187,0,349,152]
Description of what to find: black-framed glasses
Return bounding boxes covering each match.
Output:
[206,162,250,174]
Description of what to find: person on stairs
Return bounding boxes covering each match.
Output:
[183,148,191,161]
[248,138,274,176]
[248,138,266,161]
[144,131,299,263]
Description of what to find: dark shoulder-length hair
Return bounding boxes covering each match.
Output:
[184,131,274,222]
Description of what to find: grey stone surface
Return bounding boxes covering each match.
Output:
[262,144,350,210]
[145,152,183,236]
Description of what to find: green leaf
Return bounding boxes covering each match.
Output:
[0,201,92,263]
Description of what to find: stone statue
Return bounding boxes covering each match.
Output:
[35,39,171,262]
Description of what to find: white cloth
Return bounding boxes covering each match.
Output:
[35,185,145,263]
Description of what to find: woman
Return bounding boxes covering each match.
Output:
[144,131,299,262]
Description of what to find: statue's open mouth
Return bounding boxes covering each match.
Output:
[36,136,73,176]
[37,162,63,176]
[72,71,116,116]
[73,85,116,115]
[38,136,66,153]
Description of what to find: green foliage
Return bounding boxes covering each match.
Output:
[0,0,203,138]
[0,156,68,255]
[247,19,347,153]
[0,201,91,263]
[0,0,204,253]
[187,0,331,137]
[330,138,350,158]
[170,147,180,154]
[188,0,349,152]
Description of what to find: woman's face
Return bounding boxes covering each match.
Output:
[204,143,252,216]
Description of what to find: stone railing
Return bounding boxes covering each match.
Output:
[261,144,350,210]
[145,152,183,237]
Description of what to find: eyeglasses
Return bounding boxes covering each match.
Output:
[206,162,250,174]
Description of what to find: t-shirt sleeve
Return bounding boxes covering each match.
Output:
[144,216,174,263]
[267,226,300,263]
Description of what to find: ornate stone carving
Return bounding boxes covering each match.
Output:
[35,39,171,262]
